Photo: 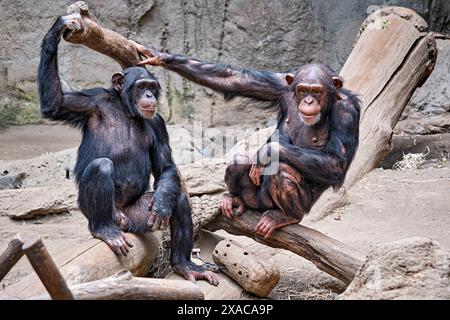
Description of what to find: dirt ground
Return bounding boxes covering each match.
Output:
[0,125,449,299]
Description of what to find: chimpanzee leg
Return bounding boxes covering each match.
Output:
[119,192,154,233]
[255,162,312,238]
[220,154,260,217]
[78,158,133,256]
[170,192,219,286]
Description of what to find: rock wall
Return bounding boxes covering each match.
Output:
[0,0,448,129]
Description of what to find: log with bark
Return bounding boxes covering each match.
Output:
[3,2,434,297]
[34,270,204,300]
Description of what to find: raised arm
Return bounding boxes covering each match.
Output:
[134,44,288,102]
[38,15,98,125]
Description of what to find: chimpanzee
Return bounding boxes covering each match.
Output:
[37,15,218,285]
[135,44,361,238]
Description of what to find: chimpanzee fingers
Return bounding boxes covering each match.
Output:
[162,217,170,230]
[264,227,275,239]
[147,214,157,228]
[137,57,161,66]
[123,235,134,248]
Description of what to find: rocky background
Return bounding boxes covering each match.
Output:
[0,0,449,131]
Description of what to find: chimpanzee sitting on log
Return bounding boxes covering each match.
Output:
[37,15,218,285]
[135,44,361,238]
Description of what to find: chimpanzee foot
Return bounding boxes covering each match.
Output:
[91,225,134,256]
[255,210,300,239]
[220,193,247,219]
[173,261,220,286]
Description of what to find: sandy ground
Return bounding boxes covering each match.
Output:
[0,125,449,299]
[0,124,81,161]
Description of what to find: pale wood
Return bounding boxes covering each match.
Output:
[0,237,24,281]
[21,233,74,300]
[307,7,437,221]
[206,211,365,285]
[34,270,204,300]
[5,232,161,299]
[63,1,140,68]
[212,239,280,297]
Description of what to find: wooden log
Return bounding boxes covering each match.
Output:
[4,232,161,299]
[206,211,365,285]
[34,270,204,300]
[63,1,140,68]
[0,237,24,281]
[21,233,74,300]
[212,239,280,297]
[307,7,437,221]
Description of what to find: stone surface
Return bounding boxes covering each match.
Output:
[1,0,448,129]
[397,38,450,134]
[0,181,78,219]
[340,237,450,300]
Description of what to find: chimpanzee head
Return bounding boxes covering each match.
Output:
[285,64,343,126]
[112,67,160,119]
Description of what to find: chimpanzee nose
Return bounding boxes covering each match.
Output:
[146,92,152,98]
[305,96,314,104]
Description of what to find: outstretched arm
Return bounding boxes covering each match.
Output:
[257,98,360,188]
[38,15,98,124]
[134,44,288,102]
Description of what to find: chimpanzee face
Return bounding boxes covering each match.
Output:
[285,64,342,126]
[112,67,160,119]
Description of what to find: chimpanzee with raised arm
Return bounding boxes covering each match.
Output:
[37,14,218,285]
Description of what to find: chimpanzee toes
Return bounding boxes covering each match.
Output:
[173,262,220,286]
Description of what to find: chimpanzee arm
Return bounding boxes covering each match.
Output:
[149,115,182,217]
[38,16,98,124]
[258,99,360,188]
[137,47,288,102]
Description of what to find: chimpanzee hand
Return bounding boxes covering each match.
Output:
[57,14,83,34]
[249,164,264,186]
[147,195,172,231]
[132,42,168,67]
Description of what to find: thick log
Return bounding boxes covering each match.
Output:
[34,270,204,300]
[307,7,437,221]
[206,211,365,285]
[0,237,24,281]
[21,233,74,300]
[4,232,161,299]
[212,239,280,297]
[63,1,140,68]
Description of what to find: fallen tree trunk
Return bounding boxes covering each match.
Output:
[34,270,204,300]
[307,7,437,221]
[206,211,365,285]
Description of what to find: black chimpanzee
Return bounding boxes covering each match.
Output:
[37,14,218,285]
[135,44,361,238]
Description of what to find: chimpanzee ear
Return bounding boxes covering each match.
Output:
[332,76,343,90]
[285,73,295,86]
[112,72,125,92]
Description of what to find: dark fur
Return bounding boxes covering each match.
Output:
[154,51,361,222]
[38,17,198,272]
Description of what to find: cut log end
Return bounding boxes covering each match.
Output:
[67,1,90,16]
